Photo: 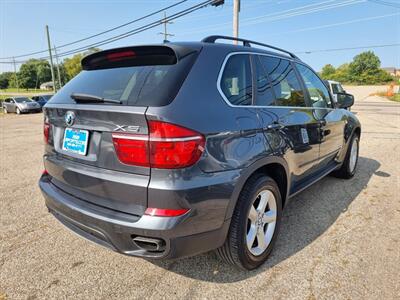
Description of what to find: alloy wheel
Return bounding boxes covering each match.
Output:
[246,189,277,256]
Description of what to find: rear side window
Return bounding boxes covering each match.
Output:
[220,54,252,106]
[48,51,198,107]
[263,57,306,107]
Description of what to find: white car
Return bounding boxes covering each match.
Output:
[325,80,354,110]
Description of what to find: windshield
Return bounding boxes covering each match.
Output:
[15,97,33,103]
[49,52,198,107]
[42,95,52,101]
[332,83,345,94]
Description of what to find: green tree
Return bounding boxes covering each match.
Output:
[320,64,336,80]
[63,48,101,81]
[348,51,392,84]
[18,59,52,89]
[0,72,13,89]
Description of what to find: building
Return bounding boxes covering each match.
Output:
[40,82,54,90]
[382,67,400,77]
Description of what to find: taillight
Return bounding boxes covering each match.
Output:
[112,121,205,169]
[44,117,50,144]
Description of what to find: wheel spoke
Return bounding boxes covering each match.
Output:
[248,206,257,223]
[262,210,276,224]
[247,225,257,249]
[256,191,269,213]
[257,230,267,251]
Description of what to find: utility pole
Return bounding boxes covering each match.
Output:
[53,45,62,89]
[45,25,57,92]
[158,12,174,43]
[233,0,240,44]
[12,57,19,91]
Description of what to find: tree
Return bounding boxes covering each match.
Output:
[320,64,336,80]
[0,72,13,89]
[63,48,101,81]
[348,51,392,84]
[18,59,52,89]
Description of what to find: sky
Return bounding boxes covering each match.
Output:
[0,0,399,73]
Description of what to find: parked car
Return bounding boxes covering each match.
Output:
[31,94,53,108]
[2,96,42,114]
[39,36,361,270]
[324,80,354,110]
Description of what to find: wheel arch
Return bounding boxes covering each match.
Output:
[225,156,290,221]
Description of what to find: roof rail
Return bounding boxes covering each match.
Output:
[201,35,299,59]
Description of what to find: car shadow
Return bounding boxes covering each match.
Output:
[150,156,383,282]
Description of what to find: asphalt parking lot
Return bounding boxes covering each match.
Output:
[1,87,399,299]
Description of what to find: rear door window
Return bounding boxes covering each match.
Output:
[220,54,253,106]
[261,56,306,107]
[48,50,198,107]
[254,55,276,106]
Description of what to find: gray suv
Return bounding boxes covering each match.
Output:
[39,36,361,270]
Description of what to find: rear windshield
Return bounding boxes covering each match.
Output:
[49,52,198,107]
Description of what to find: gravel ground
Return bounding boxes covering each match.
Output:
[0,87,399,299]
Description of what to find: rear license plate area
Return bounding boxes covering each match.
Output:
[62,128,89,156]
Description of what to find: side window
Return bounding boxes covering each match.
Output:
[262,56,306,107]
[254,56,275,106]
[220,54,252,106]
[4,98,10,103]
[296,63,332,108]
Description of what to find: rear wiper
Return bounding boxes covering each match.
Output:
[70,93,122,104]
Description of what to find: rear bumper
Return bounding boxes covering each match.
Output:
[39,175,230,259]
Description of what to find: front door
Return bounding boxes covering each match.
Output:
[295,63,345,170]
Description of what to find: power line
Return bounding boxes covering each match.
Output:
[0,0,216,64]
[368,0,400,8]
[179,0,363,36]
[296,43,400,54]
[0,0,189,60]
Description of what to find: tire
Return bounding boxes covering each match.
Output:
[216,174,282,270]
[332,133,359,179]
[16,107,21,115]
[3,107,7,114]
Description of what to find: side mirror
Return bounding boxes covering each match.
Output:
[336,93,354,109]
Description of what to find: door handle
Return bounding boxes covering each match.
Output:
[266,122,284,130]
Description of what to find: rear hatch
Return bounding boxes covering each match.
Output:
[43,45,200,216]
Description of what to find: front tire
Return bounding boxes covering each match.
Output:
[332,133,359,179]
[216,174,282,270]
[16,107,21,115]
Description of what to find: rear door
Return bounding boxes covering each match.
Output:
[253,55,321,191]
[44,45,199,215]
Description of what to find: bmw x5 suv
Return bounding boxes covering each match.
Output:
[39,36,360,270]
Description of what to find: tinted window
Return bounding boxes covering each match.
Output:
[262,57,306,107]
[254,56,276,106]
[48,52,198,107]
[331,83,344,94]
[14,97,33,103]
[220,54,252,106]
[296,63,331,108]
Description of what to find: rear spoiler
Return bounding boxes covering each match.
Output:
[81,45,199,70]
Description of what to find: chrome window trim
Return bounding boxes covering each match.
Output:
[216,52,334,111]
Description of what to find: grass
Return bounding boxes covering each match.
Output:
[388,94,400,102]
[0,88,43,93]
[375,91,400,102]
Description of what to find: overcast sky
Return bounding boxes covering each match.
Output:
[1,0,399,73]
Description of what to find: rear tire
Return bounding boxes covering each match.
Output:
[332,133,359,179]
[3,107,7,114]
[216,174,282,270]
